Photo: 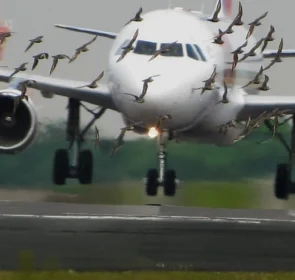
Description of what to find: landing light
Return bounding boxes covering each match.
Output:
[148,127,159,138]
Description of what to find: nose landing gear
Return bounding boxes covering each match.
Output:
[145,131,178,197]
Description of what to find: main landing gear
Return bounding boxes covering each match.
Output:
[52,98,106,185]
[265,115,295,200]
[145,130,178,197]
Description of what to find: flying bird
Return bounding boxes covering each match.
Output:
[9,62,29,78]
[246,11,268,39]
[263,38,284,71]
[155,114,172,130]
[49,54,70,75]
[240,66,264,88]
[69,36,97,63]
[216,82,229,104]
[123,74,160,103]
[125,7,143,25]
[257,74,270,91]
[208,0,221,22]
[0,31,14,45]
[32,52,49,70]
[192,66,217,94]
[261,25,275,53]
[218,120,236,135]
[225,2,244,33]
[117,29,139,62]
[12,80,36,115]
[212,29,227,45]
[94,126,99,148]
[238,38,264,63]
[25,36,43,52]
[148,40,178,62]
[76,71,104,89]
[231,41,248,70]
[109,124,135,157]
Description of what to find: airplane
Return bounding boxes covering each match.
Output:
[0,0,295,200]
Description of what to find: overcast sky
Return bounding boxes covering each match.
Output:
[0,0,294,139]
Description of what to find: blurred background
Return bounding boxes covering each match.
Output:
[0,0,295,209]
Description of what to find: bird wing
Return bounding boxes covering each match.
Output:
[0,68,117,111]
[50,58,58,75]
[139,83,148,100]
[255,11,268,22]
[129,29,139,46]
[25,41,34,52]
[261,39,268,53]
[93,71,104,83]
[135,7,143,18]
[31,58,39,70]
[246,25,254,39]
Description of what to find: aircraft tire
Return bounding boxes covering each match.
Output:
[164,169,176,196]
[78,150,93,185]
[146,169,158,196]
[53,149,69,185]
[274,163,290,200]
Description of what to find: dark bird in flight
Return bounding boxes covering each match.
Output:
[32,52,49,70]
[218,120,236,135]
[12,80,37,114]
[123,74,160,103]
[49,54,70,75]
[224,1,244,33]
[257,74,270,91]
[9,62,29,78]
[231,41,248,70]
[246,11,268,39]
[0,31,14,45]
[117,29,139,62]
[192,66,217,94]
[110,124,137,157]
[155,114,172,130]
[212,29,227,45]
[148,40,178,61]
[76,71,104,89]
[238,38,264,62]
[261,25,275,53]
[25,36,43,52]
[216,82,229,104]
[94,126,99,148]
[69,36,97,63]
[263,38,283,71]
[208,0,221,22]
[125,7,143,25]
[241,66,264,88]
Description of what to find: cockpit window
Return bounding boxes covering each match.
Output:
[115,40,130,55]
[194,44,207,61]
[133,40,157,55]
[159,43,184,57]
[186,44,200,60]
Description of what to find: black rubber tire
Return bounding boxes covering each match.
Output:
[164,169,177,196]
[78,150,93,184]
[146,169,158,196]
[53,149,69,185]
[274,163,290,200]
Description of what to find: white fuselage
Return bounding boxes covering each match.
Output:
[106,8,264,146]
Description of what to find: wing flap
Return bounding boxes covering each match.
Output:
[55,24,117,39]
[0,69,118,111]
[237,95,295,120]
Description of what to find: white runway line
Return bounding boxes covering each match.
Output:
[0,213,295,225]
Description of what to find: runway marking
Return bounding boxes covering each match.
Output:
[0,213,295,225]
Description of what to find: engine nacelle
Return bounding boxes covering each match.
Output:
[0,89,39,154]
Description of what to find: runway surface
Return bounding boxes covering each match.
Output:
[1,201,295,271]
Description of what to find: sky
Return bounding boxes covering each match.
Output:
[0,0,295,140]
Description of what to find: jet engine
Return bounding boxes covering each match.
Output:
[0,89,39,154]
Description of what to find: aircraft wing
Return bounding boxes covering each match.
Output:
[237,95,295,120]
[263,49,295,58]
[55,24,117,39]
[0,68,118,111]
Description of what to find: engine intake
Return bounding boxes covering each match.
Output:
[0,90,39,154]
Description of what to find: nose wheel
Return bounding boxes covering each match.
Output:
[145,131,178,197]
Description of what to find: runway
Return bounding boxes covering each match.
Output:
[1,201,295,271]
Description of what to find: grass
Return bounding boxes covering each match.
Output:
[2,271,295,280]
[44,180,261,208]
